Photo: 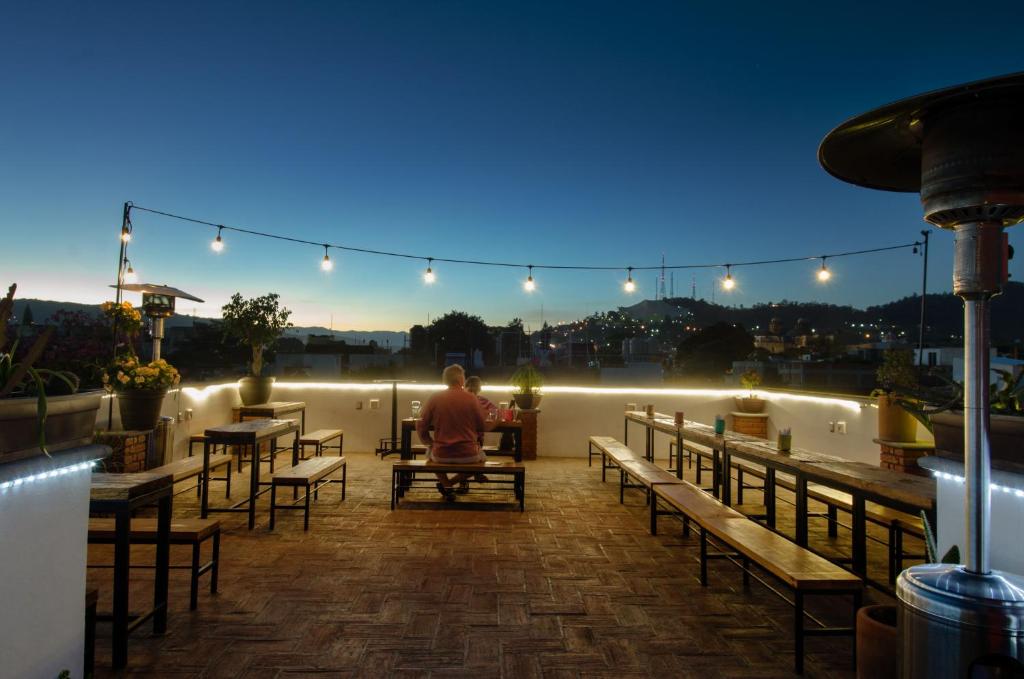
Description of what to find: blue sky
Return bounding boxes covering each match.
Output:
[1,1,1021,330]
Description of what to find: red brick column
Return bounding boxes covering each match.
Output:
[875,438,933,476]
[94,430,151,472]
[518,409,540,460]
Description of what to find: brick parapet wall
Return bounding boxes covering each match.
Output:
[94,430,151,472]
[878,442,932,476]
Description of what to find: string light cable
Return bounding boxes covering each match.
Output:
[125,204,923,280]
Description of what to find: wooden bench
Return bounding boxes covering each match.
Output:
[88,518,221,611]
[270,456,347,530]
[391,460,525,511]
[151,454,233,499]
[651,481,862,674]
[671,439,925,583]
[298,428,344,459]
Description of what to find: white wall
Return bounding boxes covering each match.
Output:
[140,382,898,467]
[0,467,91,679]
[935,477,1024,576]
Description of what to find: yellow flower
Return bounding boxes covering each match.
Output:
[118,374,129,384]
[135,376,144,384]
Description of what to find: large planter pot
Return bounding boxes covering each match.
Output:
[0,391,103,463]
[512,392,542,410]
[238,376,275,406]
[733,396,766,414]
[877,394,918,442]
[932,410,1024,466]
[117,389,167,431]
[856,604,898,679]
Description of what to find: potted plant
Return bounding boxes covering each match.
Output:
[221,292,292,405]
[734,369,765,413]
[872,349,919,442]
[102,355,180,431]
[0,283,101,463]
[856,514,959,679]
[928,368,1024,465]
[510,364,543,410]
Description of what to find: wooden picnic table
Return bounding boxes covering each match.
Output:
[89,470,174,669]
[237,401,307,434]
[202,418,300,529]
[624,410,936,579]
[401,417,524,462]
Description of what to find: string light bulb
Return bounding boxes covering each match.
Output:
[120,226,132,243]
[211,226,224,253]
[423,258,436,284]
[320,245,333,271]
[124,261,138,283]
[722,265,735,291]
[624,267,636,293]
[817,257,831,282]
[524,266,536,292]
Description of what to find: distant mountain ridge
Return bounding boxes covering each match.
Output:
[10,298,408,349]
[11,281,1024,349]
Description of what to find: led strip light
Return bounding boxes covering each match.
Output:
[0,460,97,492]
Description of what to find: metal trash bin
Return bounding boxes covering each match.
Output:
[898,564,1024,677]
[149,416,175,468]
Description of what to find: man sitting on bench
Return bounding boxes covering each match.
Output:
[417,365,495,501]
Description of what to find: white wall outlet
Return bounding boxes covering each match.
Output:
[828,421,835,433]
[836,421,847,434]
[369,399,380,410]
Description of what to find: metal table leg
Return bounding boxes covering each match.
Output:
[248,443,259,530]
[111,508,130,669]
[852,495,867,576]
[795,474,808,547]
[153,493,171,633]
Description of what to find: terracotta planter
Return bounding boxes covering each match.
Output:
[932,410,1024,466]
[856,604,898,679]
[512,392,542,410]
[117,389,167,431]
[734,396,766,413]
[877,394,918,442]
[0,391,103,463]
[238,376,275,405]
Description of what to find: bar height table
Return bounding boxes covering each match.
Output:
[202,419,300,529]
[89,471,174,669]
[238,401,307,434]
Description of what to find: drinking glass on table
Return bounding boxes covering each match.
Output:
[410,400,422,418]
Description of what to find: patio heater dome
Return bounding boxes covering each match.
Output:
[819,73,1024,677]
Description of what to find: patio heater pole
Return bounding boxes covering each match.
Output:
[916,229,929,367]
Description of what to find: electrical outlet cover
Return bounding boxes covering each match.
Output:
[369,399,380,410]
[837,421,847,434]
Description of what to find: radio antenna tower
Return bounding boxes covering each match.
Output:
[658,253,667,300]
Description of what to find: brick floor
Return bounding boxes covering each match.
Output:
[87,450,912,678]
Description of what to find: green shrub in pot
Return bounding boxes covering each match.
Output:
[221,292,292,405]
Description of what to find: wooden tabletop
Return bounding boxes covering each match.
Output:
[626,410,935,509]
[237,401,306,415]
[205,418,300,443]
[90,471,173,501]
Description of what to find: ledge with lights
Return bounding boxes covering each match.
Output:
[0,444,110,679]
[921,456,1024,575]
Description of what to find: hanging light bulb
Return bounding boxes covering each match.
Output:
[623,267,636,293]
[423,258,436,284]
[124,261,138,283]
[722,265,735,290]
[524,266,536,292]
[817,257,831,282]
[320,245,333,271]
[120,227,131,243]
[211,226,225,252]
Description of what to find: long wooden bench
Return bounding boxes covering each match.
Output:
[298,428,344,459]
[651,481,862,674]
[151,454,233,499]
[391,460,525,511]
[270,457,347,530]
[88,518,221,611]
[670,439,925,582]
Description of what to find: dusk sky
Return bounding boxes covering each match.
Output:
[2,1,1021,331]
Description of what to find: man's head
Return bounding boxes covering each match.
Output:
[442,364,466,388]
[465,376,482,394]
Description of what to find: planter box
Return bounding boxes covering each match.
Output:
[932,410,1024,467]
[0,391,104,464]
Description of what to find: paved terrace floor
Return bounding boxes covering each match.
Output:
[88,450,915,678]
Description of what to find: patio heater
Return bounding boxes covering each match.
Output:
[819,73,1024,677]
[114,283,205,361]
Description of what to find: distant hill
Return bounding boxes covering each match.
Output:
[10,299,408,349]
